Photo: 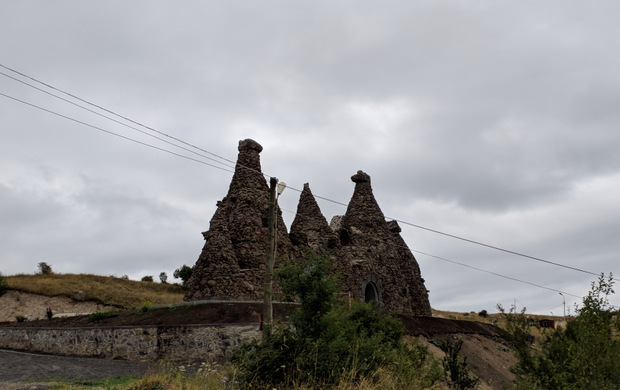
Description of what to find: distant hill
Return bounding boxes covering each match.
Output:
[4,273,184,308]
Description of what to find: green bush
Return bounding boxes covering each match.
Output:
[15,315,27,323]
[439,339,479,390]
[141,275,154,282]
[232,250,442,388]
[89,308,119,322]
[502,273,620,389]
[38,262,53,274]
[478,309,488,317]
[173,265,194,286]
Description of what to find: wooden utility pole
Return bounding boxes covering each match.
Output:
[262,176,277,341]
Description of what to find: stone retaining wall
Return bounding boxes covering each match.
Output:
[0,324,259,362]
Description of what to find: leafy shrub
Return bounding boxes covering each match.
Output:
[439,339,479,389]
[173,265,194,286]
[141,275,154,282]
[46,307,53,320]
[15,315,27,323]
[38,262,53,274]
[89,308,119,322]
[502,273,620,389]
[139,300,153,313]
[232,250,441,388]
[478,309,488,318]
[0,272,7,297]
[159,272,168,284]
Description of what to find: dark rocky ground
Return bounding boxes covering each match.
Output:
[1,301,501,338]
[0,301,293,328]
[0,348,154,386]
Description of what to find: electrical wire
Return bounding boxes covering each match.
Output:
[0,91,234,174]
[0,63,238,168]
[1,63,615,286]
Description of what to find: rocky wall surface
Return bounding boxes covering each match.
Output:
[0,324,259,362]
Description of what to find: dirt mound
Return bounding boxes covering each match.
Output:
[398,315,502,337]
[0,291,110,322]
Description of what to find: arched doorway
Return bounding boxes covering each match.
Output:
[364,281,379,303]
[361,275,382,307]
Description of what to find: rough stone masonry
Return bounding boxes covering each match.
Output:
[185,139,431,317]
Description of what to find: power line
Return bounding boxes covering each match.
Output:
[3,87,612,310]
[390,217,604,279]
[0,68,235,172]
[1,63,613,284]
[0,91,234,174]
[412,249,582,299]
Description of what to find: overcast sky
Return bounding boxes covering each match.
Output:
[2,1,619,314]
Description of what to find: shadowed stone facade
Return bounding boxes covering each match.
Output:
[184,139,294,301]
[185,139,431,316]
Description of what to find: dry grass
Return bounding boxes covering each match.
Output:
[6,273,184,309]
[124,362,444,390]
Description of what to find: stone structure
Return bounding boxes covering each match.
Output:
[184,139,294,300]
[185,139,431,317]
[0,324,258,362]
[327,171,431,316]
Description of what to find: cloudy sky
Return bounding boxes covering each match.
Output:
[2,1,619,314]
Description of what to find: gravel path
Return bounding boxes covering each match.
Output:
[0,349,154,388]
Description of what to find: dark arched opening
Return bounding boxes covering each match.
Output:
[364,282,379,303]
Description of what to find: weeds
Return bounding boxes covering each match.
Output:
[232,250,442,389]
[89,308,119,322]
[5,273,183,308]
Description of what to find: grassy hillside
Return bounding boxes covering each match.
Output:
[6,273,184,309]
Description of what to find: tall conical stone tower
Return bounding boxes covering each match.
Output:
[184,139,293,301]
[332,171,432,316]
[289,183,338,254]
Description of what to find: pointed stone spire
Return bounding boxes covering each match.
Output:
[333,169,432,316]
[184,139,293,301]
[341,170,389,239]
[290,183,338,253]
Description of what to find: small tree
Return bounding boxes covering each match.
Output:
[440,339,479,390]
[502,273,620,389]
[159,272,168,284]
[173,264,194,286]
[232,250,442,388]
[38,262,53,275]
[141,275,154,282]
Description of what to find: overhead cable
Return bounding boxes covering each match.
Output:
[0,92,234,174]
[1,63,613,283]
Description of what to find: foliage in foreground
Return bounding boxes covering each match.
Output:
[438,339,479,390]
[501,273,620,389]
[232,250,442,389]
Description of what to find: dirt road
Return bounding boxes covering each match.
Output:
[0,349,154,388]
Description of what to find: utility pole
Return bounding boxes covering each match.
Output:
[262,177,277,341]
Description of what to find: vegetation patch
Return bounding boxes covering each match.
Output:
[5,273,183,309]
[501,273,620,389]
[89,308,119,322]
[232,251,443,389]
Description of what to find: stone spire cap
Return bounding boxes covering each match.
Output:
[238,138,263,153]
[351,170,371,184]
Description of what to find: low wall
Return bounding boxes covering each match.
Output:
[0,324,259,362]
